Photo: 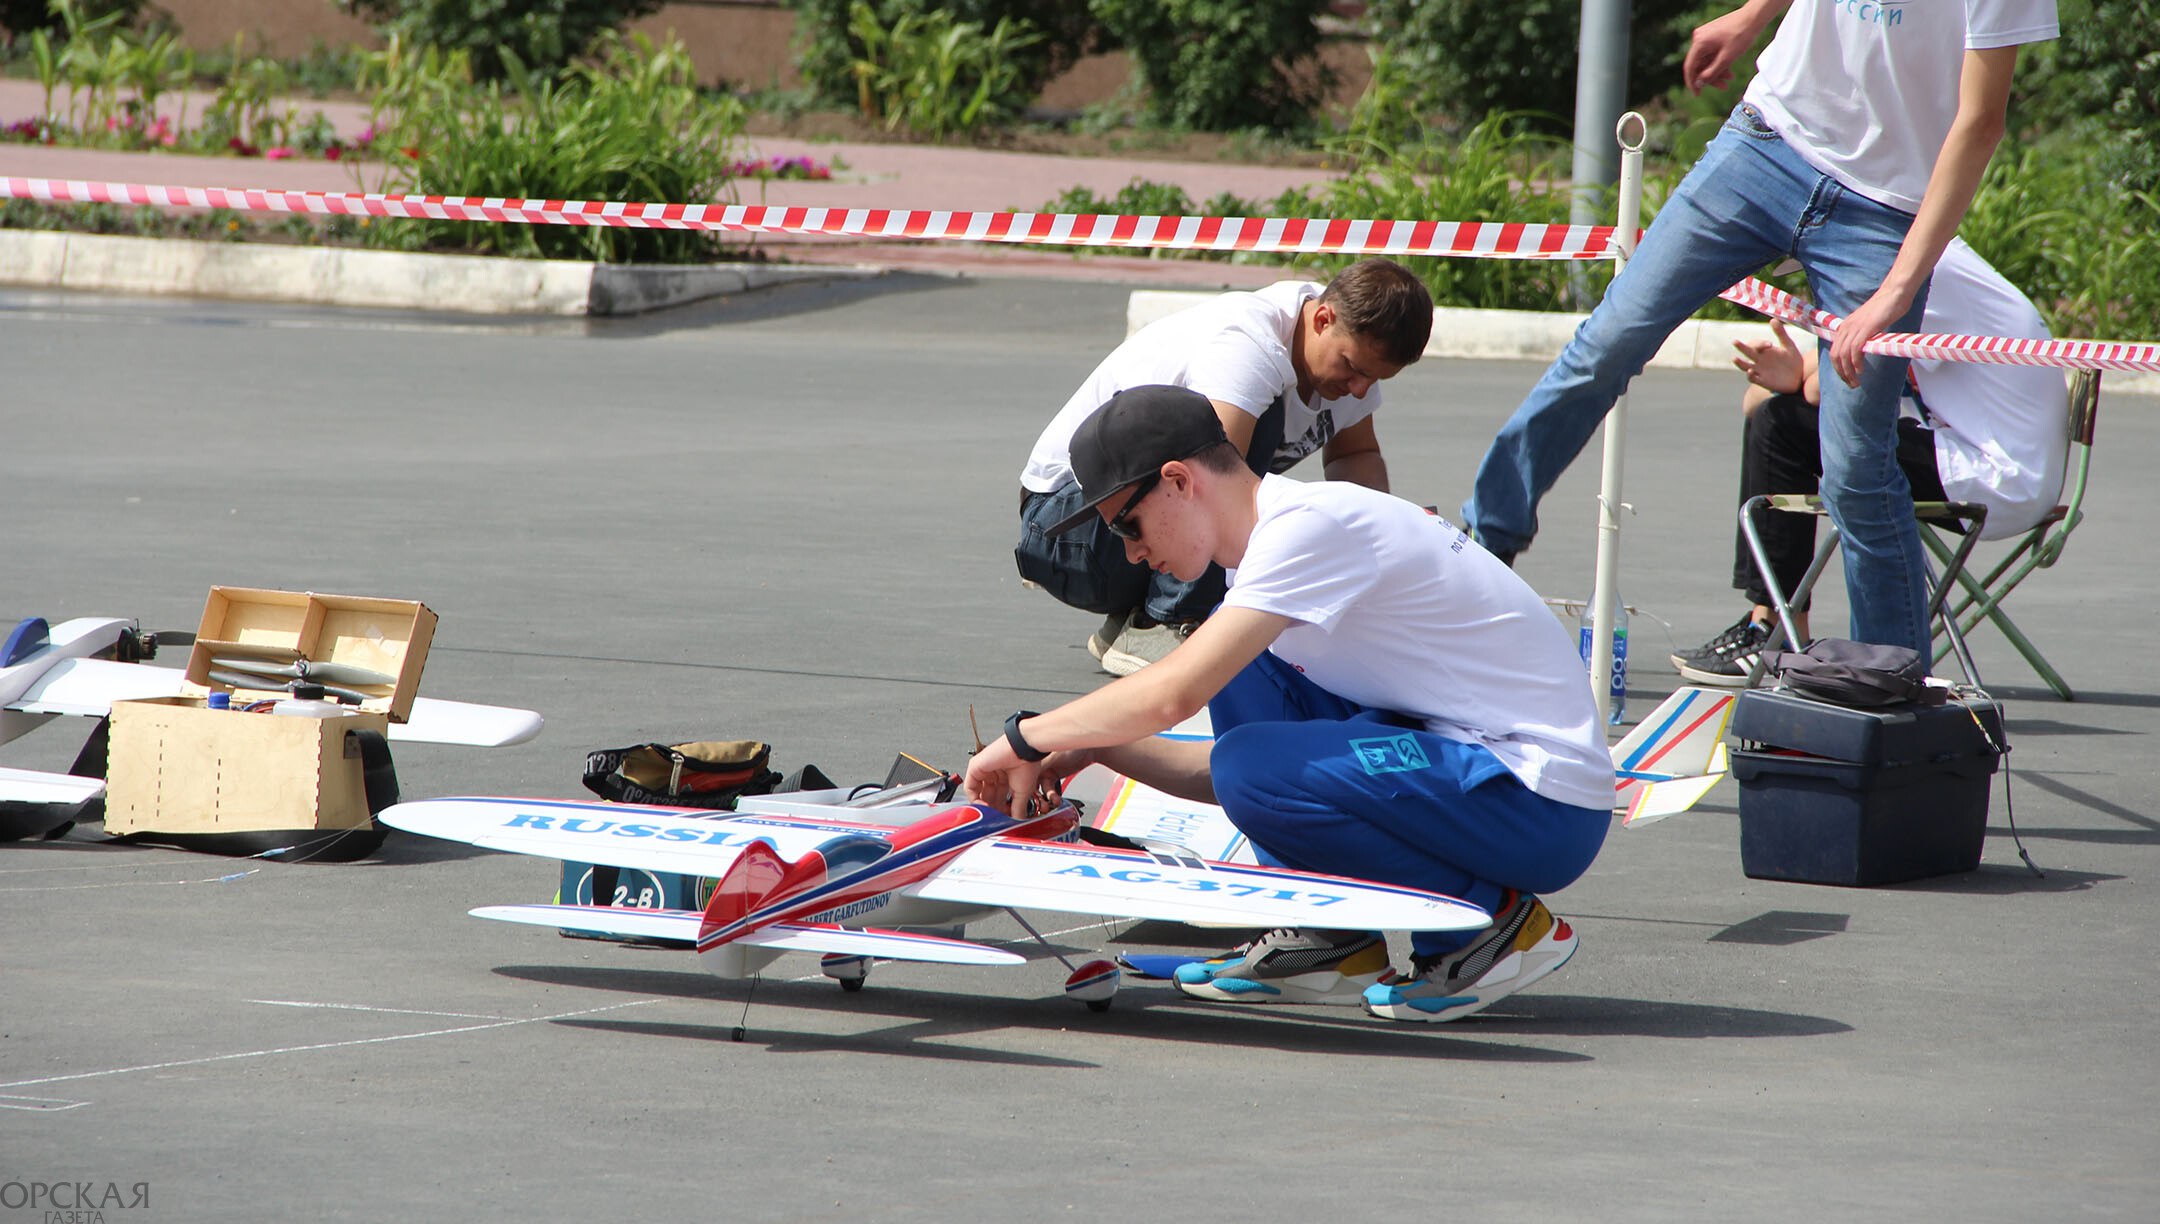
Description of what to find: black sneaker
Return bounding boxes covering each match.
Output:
[1671,614,1774,686]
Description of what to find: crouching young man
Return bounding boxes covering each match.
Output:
[965,385,1614,1021]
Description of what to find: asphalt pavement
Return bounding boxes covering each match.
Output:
[2,277,2155,1222]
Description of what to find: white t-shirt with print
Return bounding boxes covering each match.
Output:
[1913,237,2068,539]
[1020,282,1381,493]
[1222,475,1614,812]
[1746,0,2059,212]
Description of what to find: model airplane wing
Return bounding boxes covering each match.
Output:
[10,657,542,747]
[914,838,1491,933]
[378,796,883,878]
[468,904,1024,965]
[0,766,105,805]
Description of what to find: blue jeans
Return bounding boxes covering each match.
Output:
[1208,652,1609,957]
[1015,482,1224,625]
[1462,103,1934,656]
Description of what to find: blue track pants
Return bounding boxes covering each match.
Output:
[1207,652,1609,956]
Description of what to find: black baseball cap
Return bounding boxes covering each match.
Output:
[1048,385,1229,536]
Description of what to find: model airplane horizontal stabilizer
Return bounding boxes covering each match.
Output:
[0,765,104,805]
[469,904,1025,966]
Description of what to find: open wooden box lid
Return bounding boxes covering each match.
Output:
[181,586,437,723]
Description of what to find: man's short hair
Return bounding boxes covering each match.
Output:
[1319,258,1433,366]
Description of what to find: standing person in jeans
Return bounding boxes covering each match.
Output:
[1460,0,2059,660]
[1674,237,2070,682]
[1016,258,1432,676]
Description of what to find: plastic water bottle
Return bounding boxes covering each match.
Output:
[1578,601,1628,725]
[271,682,350,719]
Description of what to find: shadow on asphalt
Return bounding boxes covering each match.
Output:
[497,962,1592,1063]
[582,270,953,338]
[496,961,1850,1058]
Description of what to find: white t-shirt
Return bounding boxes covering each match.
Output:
[1020,282,1381,493]
[1222,475,1615,812]
[1913,238,2068,539]
[1746,0,2059,212]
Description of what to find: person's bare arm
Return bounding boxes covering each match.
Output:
[1684,0,1792,94]
[1319,415,1388,491]
[1827,45,2020,386]
[962,607,1294,817]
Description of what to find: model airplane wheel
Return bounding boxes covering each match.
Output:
[1065,959,1119,1012]
[821,953,870,992]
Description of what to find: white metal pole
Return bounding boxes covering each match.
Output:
[1588,112,1647,724]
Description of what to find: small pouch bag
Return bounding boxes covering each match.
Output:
[582,739,781,809]
[1761,639,1944,708]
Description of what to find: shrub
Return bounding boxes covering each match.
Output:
[1087,0,1330,133]
[788,0,1095,111]
[0,0,141,39]
[1363,0,1709,133]
[340,0,662,80]
[845,1,1042,140]
[367,32,747,263]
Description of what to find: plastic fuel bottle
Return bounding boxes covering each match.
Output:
[271,682,350,719]
[1578,600,1628,725]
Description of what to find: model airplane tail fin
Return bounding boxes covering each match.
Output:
[700,838,789,943]
[1611,686,1736,819]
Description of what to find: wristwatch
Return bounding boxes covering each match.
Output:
[1003,710,1047,763]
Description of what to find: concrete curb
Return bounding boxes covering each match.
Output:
[0,229,884,316]
[1127,288,2160,395]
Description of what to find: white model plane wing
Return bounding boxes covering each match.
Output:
[915,838,1491,933]
[468,904,1025,966]
[10,657,542,747]
[380,797,880,877]
[0,766,105,805]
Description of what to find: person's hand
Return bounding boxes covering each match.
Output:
[1684,7,1765,93]
[1733,318,1806,394]
[961,735,1045,820]
[1828,286,1914,387]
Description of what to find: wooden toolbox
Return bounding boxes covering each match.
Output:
[105,696,391,838]
[181,587,436,723]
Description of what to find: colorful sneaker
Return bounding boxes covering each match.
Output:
[1362,892,1577,1022]
[1100,621,1194,677]
[1086,611,1130,664]
[1173,928,1396,1005]
[1671,614,1775,687]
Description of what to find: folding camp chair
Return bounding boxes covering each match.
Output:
[1736,368,2100,697]
[1918,368,2101,699]
[1739,494,1989,686]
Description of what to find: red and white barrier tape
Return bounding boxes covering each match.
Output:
[7,175,2156,372]
[0,177,1616,260]
[1719,276,2160,374]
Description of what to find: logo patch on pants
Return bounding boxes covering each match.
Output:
[1349,734,1430,775]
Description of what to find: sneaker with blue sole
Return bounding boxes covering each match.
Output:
[1363,891,1577,1022]
[1173,928,1396,1005]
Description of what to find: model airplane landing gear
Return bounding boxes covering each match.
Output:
[821,953,869,992]
[1064,959,1120,1012]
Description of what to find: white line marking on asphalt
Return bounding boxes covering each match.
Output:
[0,998,661,1091]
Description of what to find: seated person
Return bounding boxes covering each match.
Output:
[970,385,1614,1023]
[1674,237,2070,683]
[1015,258,1432,676]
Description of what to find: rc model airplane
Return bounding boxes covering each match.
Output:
[1,615,544,839]
[380,784,1492,1015]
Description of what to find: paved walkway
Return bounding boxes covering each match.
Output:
[0,78,1339,289]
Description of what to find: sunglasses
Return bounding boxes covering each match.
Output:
[1103,473,1160,542]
